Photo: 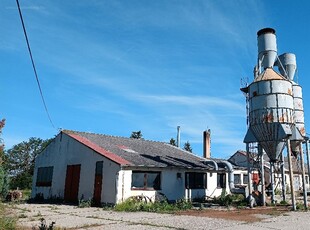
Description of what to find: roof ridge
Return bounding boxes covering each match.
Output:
[61,129,168,145]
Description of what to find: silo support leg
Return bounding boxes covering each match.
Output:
[270,162,275,204]
[287,140,296,211]
[299,143,308,209]
[281,152,286,202]
[259,147,266,206]
[246,143,253,207]
[306,140,310,191]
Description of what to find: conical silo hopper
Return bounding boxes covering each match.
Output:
[277,53,296,81]
[244,68,294,161]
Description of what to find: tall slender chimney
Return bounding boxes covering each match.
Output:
[177,126,181,147]
[203,129,211,158]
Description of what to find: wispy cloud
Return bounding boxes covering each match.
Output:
[136,95,244,111]
[2,0,268,157]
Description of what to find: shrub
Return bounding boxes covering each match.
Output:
[213,191,246,207]
[0,167,9,199]
[6,190,23,202]
[78,199,92,208]
[296,202,306,211]
[114,197,192,213]
[279,200,288,205]
[0,202,17,230]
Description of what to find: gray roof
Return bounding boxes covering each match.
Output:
[63,130,216,170]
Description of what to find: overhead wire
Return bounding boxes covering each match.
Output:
[16,0,56,129]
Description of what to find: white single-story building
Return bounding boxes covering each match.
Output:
[32,130,233,205]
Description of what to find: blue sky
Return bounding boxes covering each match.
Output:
[2,0,310,159]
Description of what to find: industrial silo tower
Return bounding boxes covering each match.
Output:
[242,28,308,210]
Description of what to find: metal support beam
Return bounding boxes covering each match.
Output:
[306,139,310,187]
[287,140,296,211]
[259,144,266,206]
[281,152,286,202]
[299,143,308,209]
[270,161,275,204]
[246,143,253,207]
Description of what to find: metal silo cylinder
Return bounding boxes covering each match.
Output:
[278,53,297,81]
[248,69,294,161]
[257,28,277,70]
[292,82,305,136]
[290,82,305,154]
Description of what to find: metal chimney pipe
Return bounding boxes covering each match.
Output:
[177,126,180,148]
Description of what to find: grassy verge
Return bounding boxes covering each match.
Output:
[0,202,17,230]
[115,199,192,213]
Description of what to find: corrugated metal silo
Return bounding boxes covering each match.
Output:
[246,68,294,161]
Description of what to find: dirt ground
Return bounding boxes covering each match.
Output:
[11,203,298,230]
[177,206,291,222]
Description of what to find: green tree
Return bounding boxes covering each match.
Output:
[0,167,9,198]
[169,138,177,146]
[130,131,143,139]
[5,137,52,189]
[0,119,9,198]
[183,141,192,153]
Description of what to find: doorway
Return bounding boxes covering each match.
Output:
[93,161,103,206]
[64,164,81,203]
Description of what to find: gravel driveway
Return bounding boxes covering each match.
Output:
[12,203,310,230]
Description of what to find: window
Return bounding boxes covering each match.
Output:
[185,172,207,189]
[131,171,161,190]
[36,166,53,187]
[243,174,249,184]
[217,173,226,188]
[234,174,241,184]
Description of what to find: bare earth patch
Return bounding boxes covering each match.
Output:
[177,206,291,222]
[9,203,302,230]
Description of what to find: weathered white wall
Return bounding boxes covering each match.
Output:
[33,133,242,205]
[32,133,121,204]
[116,169,226,203]
[116,168,185,203]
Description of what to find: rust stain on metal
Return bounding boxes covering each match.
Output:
[267,113,273,122]
[279,116,285,123]
[288,88,292,95]
[300,127,305,136]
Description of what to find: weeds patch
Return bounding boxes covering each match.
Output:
[0,202,17,230]
[114,198,192,213]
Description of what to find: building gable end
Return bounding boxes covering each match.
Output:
[65,132,132,166]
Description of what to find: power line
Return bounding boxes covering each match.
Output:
[16,0,56,129]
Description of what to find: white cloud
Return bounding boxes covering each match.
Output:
[2,0,268,157]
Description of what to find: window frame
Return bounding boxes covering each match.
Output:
[36,166,54,187]
[131,171,161,190]
[217,173,226,189]
[185,172,207,189]
[243,174,249,185]
[234,174,241,185]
